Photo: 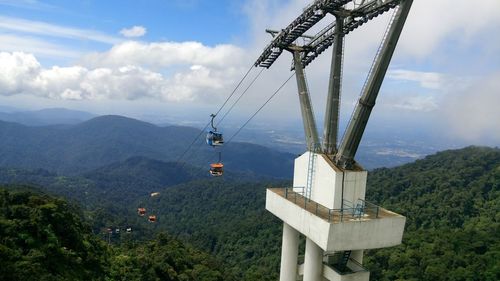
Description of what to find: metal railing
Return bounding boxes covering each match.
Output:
[282,187,380,223]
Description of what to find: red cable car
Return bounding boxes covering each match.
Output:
[148,215,157,223]
[209,163,224,177]
[137,207,146,216]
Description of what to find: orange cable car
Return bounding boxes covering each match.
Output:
[209,163,224,177]
[137,207,146,216]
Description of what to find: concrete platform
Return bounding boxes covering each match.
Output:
[266,188,406,252]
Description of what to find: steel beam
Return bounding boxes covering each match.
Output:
[255,0,353,68]
[336,0,413,169]
[323,16,344,156]
[256,0,402,69]
[293,50,320,152]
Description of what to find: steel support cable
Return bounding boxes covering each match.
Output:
[214,64,256,117]
[225,72,295,145]
[175,63,256,164]
[216,67,266,127]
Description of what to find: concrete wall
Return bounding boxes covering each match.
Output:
[342,170,368,205]
[323,264,370,281]
[326,215,406,251]
[292,152,367,210]
[293,152,308,192]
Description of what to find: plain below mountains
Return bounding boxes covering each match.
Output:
[0,115,294,178]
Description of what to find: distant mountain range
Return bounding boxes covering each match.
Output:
[0,107,462,171]
[0,107,96,126]
[0,115,294,178]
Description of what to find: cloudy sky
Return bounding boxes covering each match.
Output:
[0,0,499,145]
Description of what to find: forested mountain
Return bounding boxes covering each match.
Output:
[1,146,498,280]
[0,187,232,281]
[150,179,285,280]
[364,146,500,281]
[0,187,109,280]
[0,115,294,177]
[143,146,499,281]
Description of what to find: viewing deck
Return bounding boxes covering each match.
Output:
[269,188,395,223]
[266,188,406,251]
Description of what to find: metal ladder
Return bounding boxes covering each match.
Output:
[338,250,352,272]
[305,151,317,199]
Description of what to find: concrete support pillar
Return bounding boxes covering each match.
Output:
[351,250,364,264]
[303,238,324,281]
[280,223,299,281]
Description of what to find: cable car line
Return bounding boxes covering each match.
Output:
[226,72,295,145]
[214,64,256,117]
[186,71,294,176]
[178,65,292,175]
[176,120,212,165]
[176,63,257,164]
[179,68,265,172]
[216,67,265,127]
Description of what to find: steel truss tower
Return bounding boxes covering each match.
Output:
[256,1,413,280]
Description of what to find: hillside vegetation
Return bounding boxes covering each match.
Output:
[146,146,499,281]
[152,179,284,280]
[0,187,232,281]
[364,146,500,281]
[0,187,108,280]
[1,146,498,280]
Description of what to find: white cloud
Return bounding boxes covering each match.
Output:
[392,96,438,112]
[442,73,500,143]
[399,0,500,58]
[81,41,247,69]
[0,0,57,10]
[0,52,40,94]
[0,34,82,59]
[0,51,238,102]
[0,15,121,44]
[120,26,147,38]
[387,70,445,90]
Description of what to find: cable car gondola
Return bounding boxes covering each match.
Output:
[206,114,224,146]
[148,215,157,223]
[137,207,146,216]
[209,163,224,177]
[207,131,224,146]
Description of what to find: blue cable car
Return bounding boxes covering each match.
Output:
[207,131,224,146]
[206,114,224,146]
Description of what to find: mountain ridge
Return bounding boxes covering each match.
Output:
[0,115,294,177]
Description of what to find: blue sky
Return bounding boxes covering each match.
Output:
[0,0,250,63]
[0,0,499,146]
